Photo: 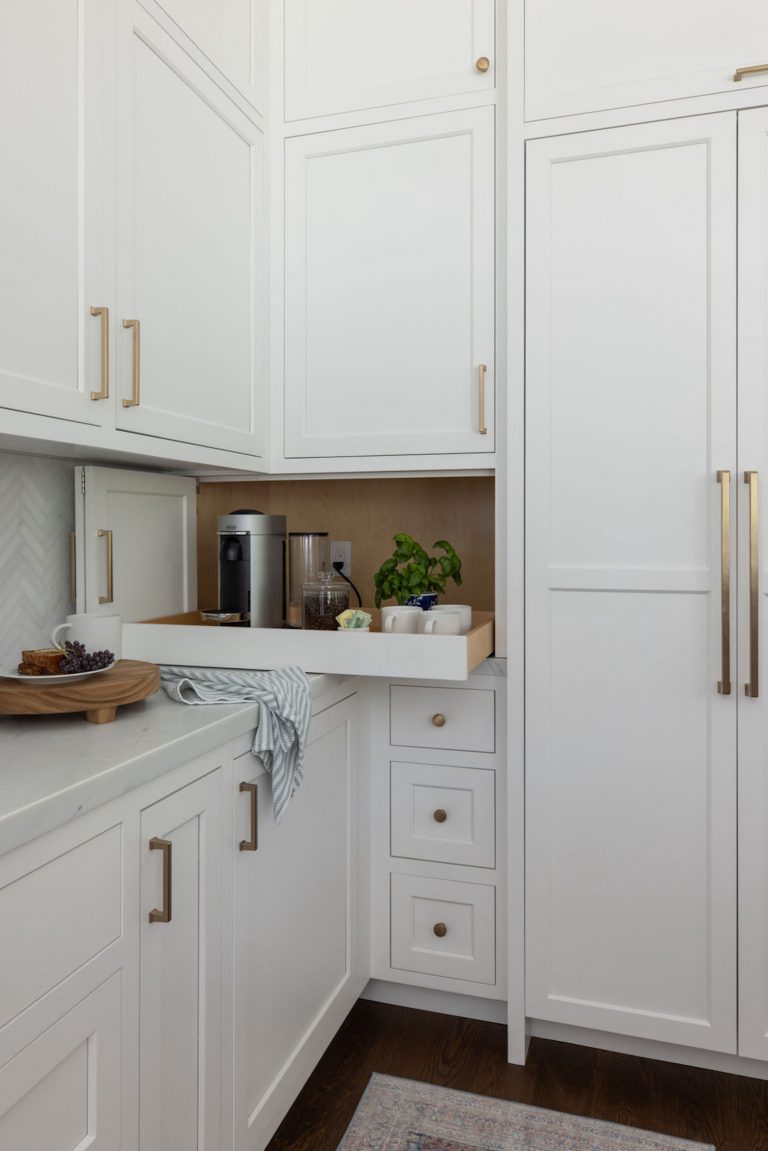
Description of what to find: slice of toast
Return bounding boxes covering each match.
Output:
[18,648,66,676]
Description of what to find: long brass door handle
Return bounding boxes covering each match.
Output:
[478,363,488,435]
[97,529,113,604]
[149,837,172,923]
[745,471,759,698]
[122,319,141,407]
[90,306,110,400]
[717,471,731,695]
[239,781,258,851]
[734,63,768,82]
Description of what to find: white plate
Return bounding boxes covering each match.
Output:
[1,661,117,684]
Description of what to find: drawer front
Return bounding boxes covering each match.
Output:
[390,873,495,984]
[0,826,122,1029]
[390,685,495,752]
[390,761,495,868]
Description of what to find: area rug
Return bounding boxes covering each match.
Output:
[336,1075,715,1151]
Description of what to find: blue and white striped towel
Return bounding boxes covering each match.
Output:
[159,666,312,821]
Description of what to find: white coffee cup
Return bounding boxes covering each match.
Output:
[417,610,461,636]
[52,614,122,661]
[381,606,422,634]
[428,604,472,633]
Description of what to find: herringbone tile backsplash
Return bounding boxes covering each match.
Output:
[0,452,75,671]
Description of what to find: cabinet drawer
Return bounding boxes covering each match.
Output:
[0,827,122,1030]
[390,762,495,868]
[390,685,495,752]
[390,874,495,984]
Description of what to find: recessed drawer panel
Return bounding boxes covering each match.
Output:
[390,761,495,868]
[0,826,122,1029]
[390,873,495,984]
[390,685,495,753]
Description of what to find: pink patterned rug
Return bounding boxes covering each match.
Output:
[336,1075,715,1151]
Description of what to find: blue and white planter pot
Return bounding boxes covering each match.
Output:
[405,593,438,611]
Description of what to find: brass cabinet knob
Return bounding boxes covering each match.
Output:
[433,922,448,938]
[433,808,448,824]
[432,713,446,728]
[475,56,490,73]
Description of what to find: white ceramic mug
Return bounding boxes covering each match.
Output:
[417,610,461,636]
[381,606,421,634]
[52,614,122,660]
[428,604,472,633]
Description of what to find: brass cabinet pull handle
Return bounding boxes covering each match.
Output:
[122,319,141,407]
[433,922,447,938]
[717,471,732,695]
[433,808,448,823]
[431,713,446,728]
[97,529,114,604]
[478,363,488,435]
[90,306,110,400]
[149,837,172,923]
[746,471,760,698]
[475,56,490,73]
[239,781,259,851]
[734,63,768,82]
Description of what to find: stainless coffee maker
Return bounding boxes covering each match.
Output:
[216,510,286,628]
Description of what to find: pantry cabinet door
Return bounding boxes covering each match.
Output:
[737,105,768,1062]
[140,768,223,1151]
[284,108,495,459]
[526,0,768,120]
[284,0,495,120]
[0,0,113,426]
[525,115,738,1052]
[115,10,266,458]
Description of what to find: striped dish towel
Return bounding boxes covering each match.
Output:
[159,666,312,822]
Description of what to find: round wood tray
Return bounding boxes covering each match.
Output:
[0,659,161,724]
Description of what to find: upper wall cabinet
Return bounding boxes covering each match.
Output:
[0,0,113,427]
[283,108,495,460]
[526,0,768,120]
[284,0,495,120]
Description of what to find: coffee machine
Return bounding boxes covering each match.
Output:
[216,510,286,628]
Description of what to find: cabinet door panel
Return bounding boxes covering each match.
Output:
[284,109,494,459]
[285,0,494,120]
[525,116,737,1052]
[526,0,768,120]
[116,13,265,457]
[0,0,112,425]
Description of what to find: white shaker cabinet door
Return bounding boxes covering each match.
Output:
[525,115,738,1052]
[737,106,768,1062]
[284,0,495,120]
[115,11,266,458]
[284,108,495,460]
[0,0,113,426]
[526,0,768,120]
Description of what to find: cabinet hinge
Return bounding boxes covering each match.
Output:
[80,468,86,497]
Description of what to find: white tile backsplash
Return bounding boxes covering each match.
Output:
[0,453,75,671]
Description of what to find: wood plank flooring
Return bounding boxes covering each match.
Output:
[266,1001,768,1150]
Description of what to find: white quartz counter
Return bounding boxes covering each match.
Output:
[0,673,352,857]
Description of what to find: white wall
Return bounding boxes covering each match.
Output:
[0,452,75,671]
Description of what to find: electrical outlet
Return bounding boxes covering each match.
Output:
[331,540,352,577]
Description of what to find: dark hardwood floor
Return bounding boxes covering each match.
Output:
[266,1001,768,1150]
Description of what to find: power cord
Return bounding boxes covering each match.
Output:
[333,561,363,608]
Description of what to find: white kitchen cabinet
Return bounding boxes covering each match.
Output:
[284,0,495,121]
[115,9,266,458]
[0,0,113,427]
[525,0,768,121]
[283,108,495,460]
[525,115,738,1053]
[232,693,365,1151]
[140,765,223,1151]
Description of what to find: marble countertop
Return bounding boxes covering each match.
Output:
[0,672,351,857]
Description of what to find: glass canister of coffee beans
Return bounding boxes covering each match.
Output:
[302,570,350,630]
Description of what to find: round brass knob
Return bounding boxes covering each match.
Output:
[432,713,446,728]
[475,56,490,73]
[433,809,448,824]
[433,922,448,938]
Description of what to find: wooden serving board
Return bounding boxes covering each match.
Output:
[0,660,161,724]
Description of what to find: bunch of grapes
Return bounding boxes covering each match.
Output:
[59,640,115,674]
